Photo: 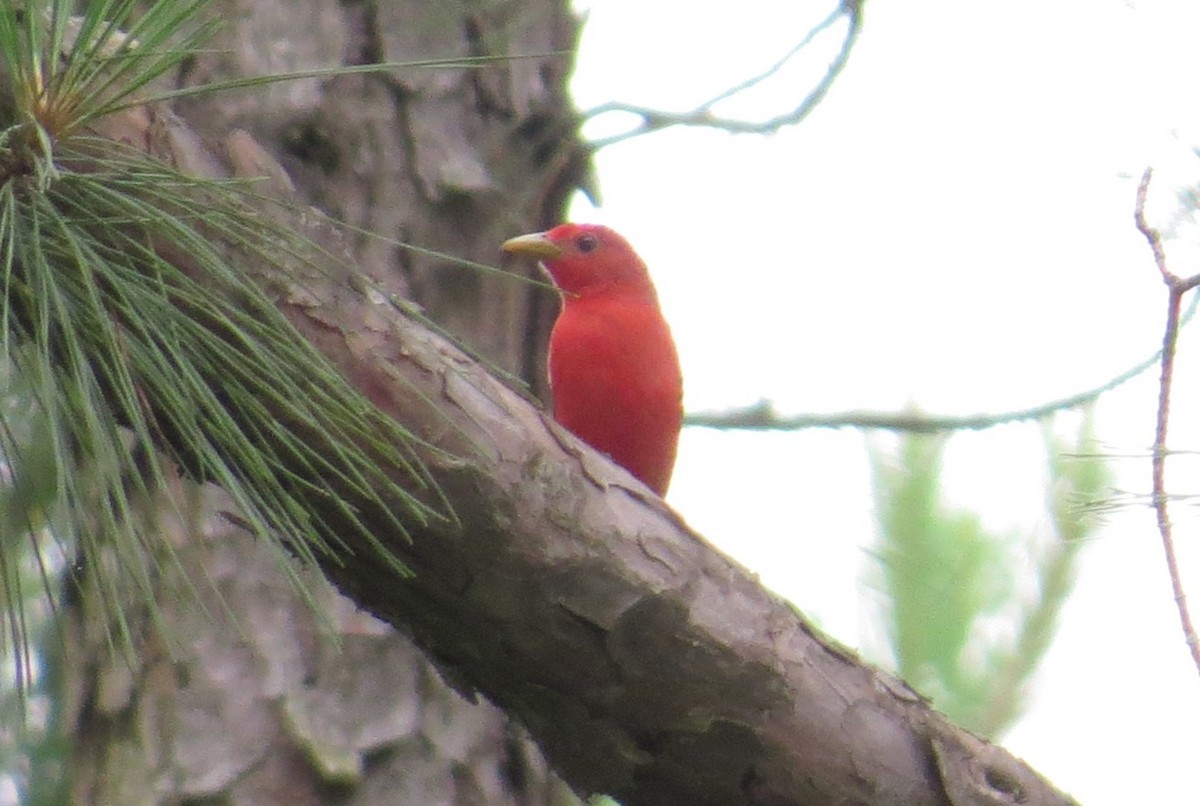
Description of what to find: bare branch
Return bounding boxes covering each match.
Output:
[585,0,864,150]
[1136,166,1200,679]
[685,341,1167,432]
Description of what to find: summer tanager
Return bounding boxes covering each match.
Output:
[502,224,682,495]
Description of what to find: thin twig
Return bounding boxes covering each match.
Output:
[685,337,1172,432]
[1136,166,1200,678]
[585,0,864,150]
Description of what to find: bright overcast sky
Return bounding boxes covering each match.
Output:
[569,1,1200,802]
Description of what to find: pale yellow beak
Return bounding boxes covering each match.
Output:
[501,232,563,260]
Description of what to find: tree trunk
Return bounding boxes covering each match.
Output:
[65,0,587,803]
[172,0,588,387]
[66,485,577,805]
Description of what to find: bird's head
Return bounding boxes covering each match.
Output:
[502,223,655,299]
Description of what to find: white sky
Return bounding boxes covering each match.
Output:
[570,1,1200,802]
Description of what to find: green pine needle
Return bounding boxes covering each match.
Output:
[0,0,472,693]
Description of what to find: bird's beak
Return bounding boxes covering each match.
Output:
[501,232,563,260]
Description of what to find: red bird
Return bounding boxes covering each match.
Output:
[503,224,682,495]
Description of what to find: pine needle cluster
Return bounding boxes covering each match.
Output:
[0,0,447,690]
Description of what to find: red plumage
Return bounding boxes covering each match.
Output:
[503,224,682,495]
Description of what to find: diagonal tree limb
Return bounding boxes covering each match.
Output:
[83,102,1079,806]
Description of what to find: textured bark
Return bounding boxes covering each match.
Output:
[59,95,1081,805]
[67,486,576,806]
[172,0,588,387]
[66,0,586,803]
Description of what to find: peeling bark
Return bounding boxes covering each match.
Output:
[66,485,577,805]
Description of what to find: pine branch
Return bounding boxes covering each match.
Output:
[0,3,1078,800]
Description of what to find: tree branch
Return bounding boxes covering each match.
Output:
[686,290,1200,433]
[1135,167,1200,679]
[585,0,864,150]
[85,104,1078,806]
[685,341,1163,433]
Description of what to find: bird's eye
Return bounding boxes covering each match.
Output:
[576,234,598,253]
